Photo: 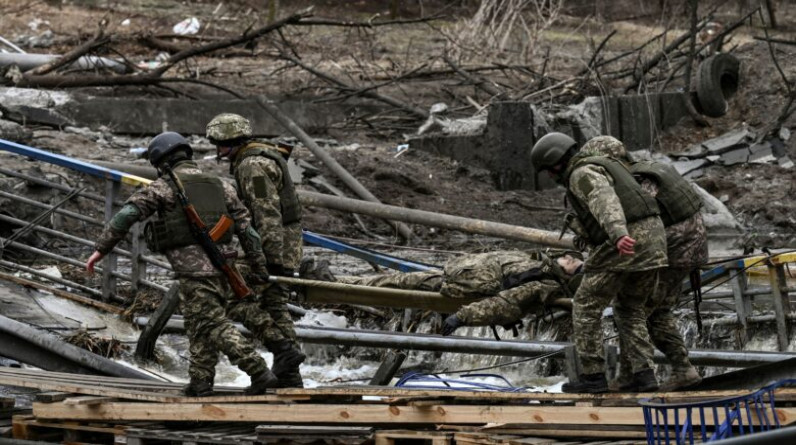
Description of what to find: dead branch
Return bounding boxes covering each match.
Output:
[4,9,312,89]
[317,63,429,103]
[298,13,446,27]
[442,54,505,98]
[578,29,617,77]
[757,7,795,134]
[280,53,429,119]
[27,29,110,76]
[753,36,796,46]
[151,8,313,76]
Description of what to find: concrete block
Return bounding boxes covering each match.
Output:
[658,92,689,129]
[0,119,33,144]
[672,143,709,158]
[749,146,775,164]
[749,141,772,154]
[618,95,658,151]
[685,168,705,179]
[672,159,708,175]
[5,105,74,127]
[719,147,750,165]
[60,96,385,136]
[702,128,753,155]
[601,96,621,137]
[778,156,794,169]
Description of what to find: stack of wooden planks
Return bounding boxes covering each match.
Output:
[1,368,795,444]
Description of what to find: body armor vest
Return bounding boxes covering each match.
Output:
[237,143,302,225]
[145,170,233,253]
[564,156,660,244]
[630,161,702,227]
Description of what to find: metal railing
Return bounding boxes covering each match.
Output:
[0,138,171,302]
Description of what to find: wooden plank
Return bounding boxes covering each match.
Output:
[31,402,796,426]
[63,396,115,406]
[506,438,557,445]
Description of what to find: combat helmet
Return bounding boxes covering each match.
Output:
[530,132,577,172]
[581,135,629,161]
[206,113,252,144]
[147,132,193,168]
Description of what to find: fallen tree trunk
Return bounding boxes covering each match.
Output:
[299,191,575,248]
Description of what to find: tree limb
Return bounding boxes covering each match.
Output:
[683,0,710,127]
[27,29,110,76]
[442,54,505,98]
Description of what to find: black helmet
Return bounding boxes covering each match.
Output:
[530,132,577,172]
[147,132,193,167]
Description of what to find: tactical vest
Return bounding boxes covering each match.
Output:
[564,156,660,245]
[144,171,233,253]
[630,161,702,227]
[236,143,302,225]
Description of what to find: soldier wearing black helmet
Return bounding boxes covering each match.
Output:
[531,133,668,393]
[206,113,305,388]
[86,132,280,397]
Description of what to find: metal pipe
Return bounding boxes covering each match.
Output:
[0,213,170,271]
[0,238,168,293]
[254,96,414,241]
[134,317,796,367]
[0,259,103,298]
[0,313,155,380]
[65,161,574,248]
[0,53,130,74]
[299,191,575,248]
[701,287,796,300]
[0,190,103,226]
[703,313,796,327]
[0,167,122,206]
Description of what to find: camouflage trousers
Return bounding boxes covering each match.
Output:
[226,283,298,351]
[339,271,444,293]
[455,280,556,326]
[179,276,268,383]
[573,270,660,375]
[282,223,304,271]
[617,267,693,382]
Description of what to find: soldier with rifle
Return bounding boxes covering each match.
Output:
[86,132,280,397]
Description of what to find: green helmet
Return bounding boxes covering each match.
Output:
[582,135,629,161]
[206,113,252,143]
[530,132,577,172]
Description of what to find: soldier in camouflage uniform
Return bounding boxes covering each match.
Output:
[339,250,583,335]
[531,132,668,393]
[86,132,278,397]
[206,113,305,388]
[585,136,706,391]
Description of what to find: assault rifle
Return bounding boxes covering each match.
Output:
[164,165,254,299]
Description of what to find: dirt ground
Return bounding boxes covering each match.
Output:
[1,0,795,251]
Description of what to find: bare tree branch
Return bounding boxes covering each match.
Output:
[27,28,110,76]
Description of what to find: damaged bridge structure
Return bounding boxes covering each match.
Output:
[0,137,795,444]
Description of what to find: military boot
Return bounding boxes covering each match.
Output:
[270,340,306,376]
[562,373,609,394]
[660,366,701,392]
[273,370,304,388]
[620,368,659,392]
[299,258,336,282]
[244,369,279,395]
[183,379,214,397]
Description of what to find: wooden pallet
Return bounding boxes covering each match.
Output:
[12,414,130,444]
[375,429,453,445]
[126,424,259,445]
[257,425,374,444]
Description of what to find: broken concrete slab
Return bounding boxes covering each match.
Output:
[719,147,750,165]
[706,155,720,163]
[685,169,705,179]
[702,127,753,155]
[0,87,71,109]
[672,159,708,175]
[749,141,772,154]
[2,105,74,128]
[693,184,743,232]
[779,156,794,169]
[749,146,775,164]
[671,143,708,158]
[554,96,603,142]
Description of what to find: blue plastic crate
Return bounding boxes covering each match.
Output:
[640,379,795,444]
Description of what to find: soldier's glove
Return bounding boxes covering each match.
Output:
[267,263,287,277]
[573,235,589,251]
[250,265,271,285]
[441,315,463,336]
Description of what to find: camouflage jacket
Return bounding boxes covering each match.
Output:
[232,145,302,268]
[638,179,708,269]
[95,161,266,277]
[566,152,668,272]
